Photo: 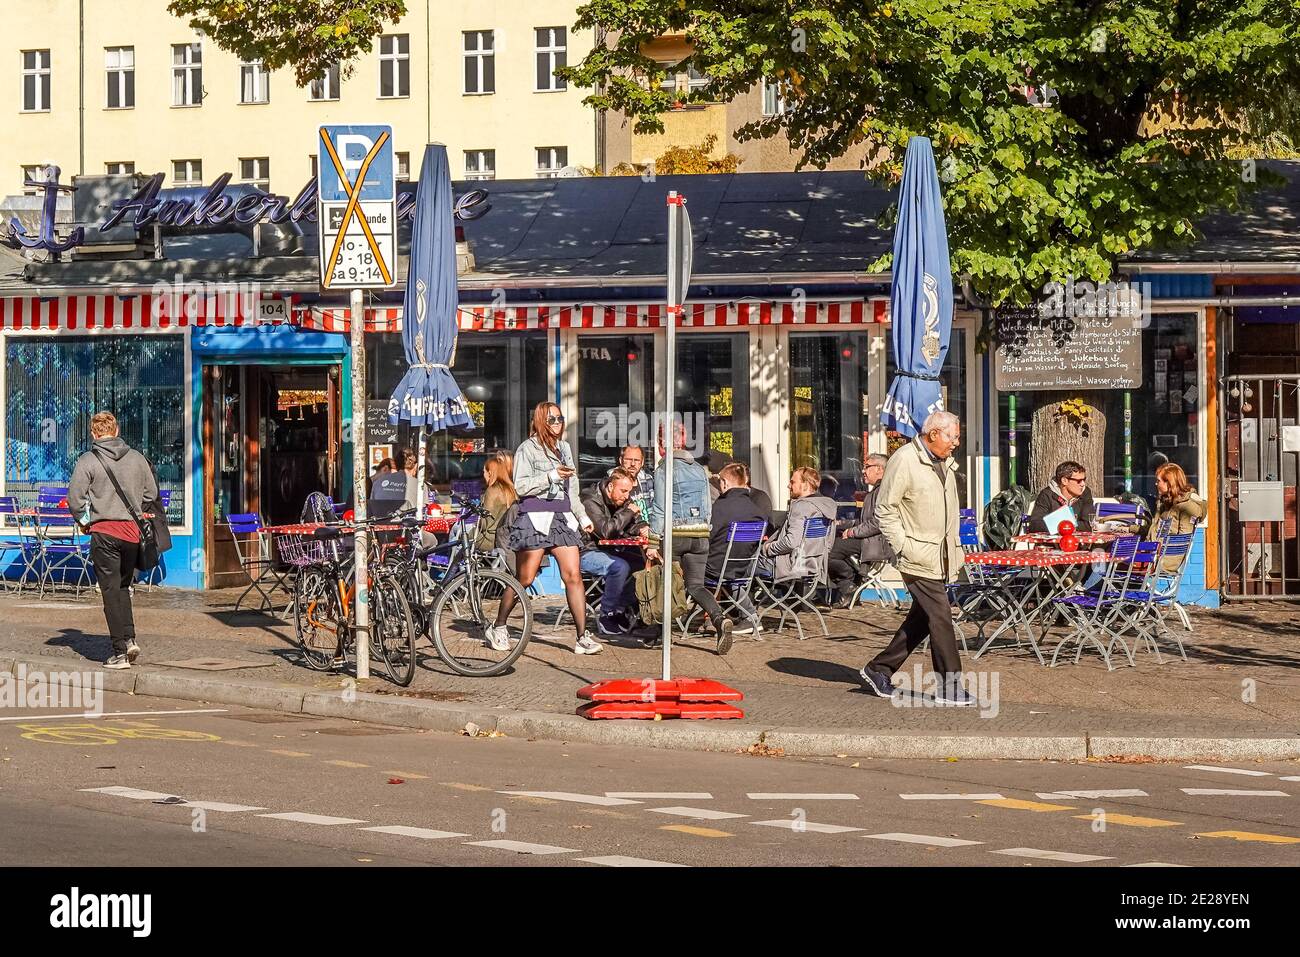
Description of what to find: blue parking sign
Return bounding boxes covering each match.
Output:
[318,125,395,203]
[317,124,398,288]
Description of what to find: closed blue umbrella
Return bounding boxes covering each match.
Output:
[388,144,473,432]
[881,136,953,439]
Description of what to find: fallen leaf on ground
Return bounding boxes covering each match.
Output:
[388,778,404,785]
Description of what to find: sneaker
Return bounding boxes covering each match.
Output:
[598,614,628,637]
[574,632,604,655]
[104,655,131,670]
[732,619,764,637]
[125,641,141,663]
[485,625,511,653]
[934,678,978,707]
[715,619,734,656]
[857,666,894,699]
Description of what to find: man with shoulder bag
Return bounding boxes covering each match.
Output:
[68,411,162,669]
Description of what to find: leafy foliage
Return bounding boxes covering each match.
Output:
[561,0,1300,304]
[167,1,407,86]
[585,134,742,175]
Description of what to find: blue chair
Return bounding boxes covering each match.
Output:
[34,508,93,599]
[1050,535,1144,670]
[225,513,283,612]
[683,520,767,636]
[137,489,174,590]
[1123,533,1196,662]
[754,516,833,640]
[0,496,29,592]
[1094,501,1145,526]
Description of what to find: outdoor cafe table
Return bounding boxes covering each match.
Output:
[1013,531,1119,547]
[965,549,1101,665]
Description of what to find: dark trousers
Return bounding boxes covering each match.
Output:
[868,573,962,678]
[91,532,139,657]
[828,538,862,596]
[673,537,725,631]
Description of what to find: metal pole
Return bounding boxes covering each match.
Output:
[1123,390,1132,493]
[1007,393,1017,487]
[660,194,680,681]
[350,287,370,679]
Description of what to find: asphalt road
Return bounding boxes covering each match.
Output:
[1,691,1297,868]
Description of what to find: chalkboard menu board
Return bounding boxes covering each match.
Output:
[366,401,399,445]
[994,307,1143,391]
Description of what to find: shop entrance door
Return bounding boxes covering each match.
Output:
[1222,374,1300,598]
[202,363,342,588]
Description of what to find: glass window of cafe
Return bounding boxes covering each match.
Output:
[4,334,186,523]
[574,332,751,486]
[365,332,548,496]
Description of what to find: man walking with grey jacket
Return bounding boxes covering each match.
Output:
[858,411,974,706]
[68,411,158,669]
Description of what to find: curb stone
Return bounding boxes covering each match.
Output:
[132,670,307,715]
[1088,736,1300,762]
[764,729,1088,760]
[301,690,504,734]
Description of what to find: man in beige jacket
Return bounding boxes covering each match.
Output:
[858,410,973,706]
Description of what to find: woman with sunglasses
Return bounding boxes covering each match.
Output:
[491,402,602,655]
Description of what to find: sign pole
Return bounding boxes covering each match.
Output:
[351,286,370,680]
[1007,393,1017,487]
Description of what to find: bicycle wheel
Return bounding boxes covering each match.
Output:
[430,568,532,677]
[294,566,342,670]
[372,574,417,686]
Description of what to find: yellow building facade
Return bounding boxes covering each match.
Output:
[5,0,597,193]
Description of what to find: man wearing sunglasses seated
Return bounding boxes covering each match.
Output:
[1027,461,1095,534]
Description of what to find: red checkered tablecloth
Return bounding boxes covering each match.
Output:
[423,517,455,534]
[599,538,650,547]
[266,522,401,535]
[1013,532,1119,546]
[966,550,1097,567]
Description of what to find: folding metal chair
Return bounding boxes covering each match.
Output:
[137,489,173,590]
[1049,535,1143,670]
[225,513,285,612]
[754,516,833,640]
[1151,516,1198,633]
[849,559,903,610]
[1124,533,1196,661]
[0,496,27,593]
[682,520,766,635]
[35,508,94,599]
[1094,500,1145,529]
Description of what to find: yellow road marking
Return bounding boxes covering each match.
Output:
[268,749,311,758]
[386,771,429,779]
[660,824,733,838]
[1074,813,1182,828]
[978,798,1077,812]
[1196,830,1300,844]
[220,740,260,748]
[441,782,490,792]
[325,760,369,769]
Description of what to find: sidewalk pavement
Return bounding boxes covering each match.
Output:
[1,585,1298,761]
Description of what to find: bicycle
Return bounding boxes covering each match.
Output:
[281,512,418,686]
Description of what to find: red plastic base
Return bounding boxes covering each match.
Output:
[576,677,744,720]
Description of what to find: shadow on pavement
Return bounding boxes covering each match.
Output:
[766,656,863,686]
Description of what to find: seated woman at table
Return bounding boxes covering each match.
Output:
[1027,461,1095,534]
[579,468,652,637]
[1148,462,1206,572]
[475,449,518,571]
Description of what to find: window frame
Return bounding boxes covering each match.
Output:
[534,27,567,92]
[378,33,410,98]
[762,77,790,117]
[20,164,43,196]
[171,42,203,107]
[309,62,340,101]
[535,146,567,179]
[21,49,51,113]
[172,158,202,187]
[105,162,134,176]
[105,46,134,110]
[464,149,495,181]
[395,151,410,181]
[239,59,269,104]
[463,30,495,95]
[239,156,270,192]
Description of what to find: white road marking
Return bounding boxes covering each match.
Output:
[1183,765,1273,777]
[865,833,984,847]
[751,819,864,834]
[500,791,642,806]
[747,792,859,801]
[81,786,178,801]
[1125,862,1189,867]
[257,812,367,825]
[466,840,577,855]
[579,855,687,868]
[1036,790,1149,800]
[900,793,1004,801]
[992,848,1113,863]
[362,825,468,840]
[647,806,748,820]
[183,801,266,813]
[606,792,713,800]
[1181,788,1290,797]
[1280,776,1300,782]
[0,708,228,723]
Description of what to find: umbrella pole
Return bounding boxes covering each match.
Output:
[416,423,428,511]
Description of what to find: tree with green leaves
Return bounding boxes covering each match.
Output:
[167,1,407,85]
[562,0,1300,491]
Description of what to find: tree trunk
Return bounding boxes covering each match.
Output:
[1029,391,1107,493]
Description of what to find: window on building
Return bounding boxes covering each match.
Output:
[172,159,202,186]
[762,77,790,116]
[379,33,409,97]
[171,42,202,106]
[464,149,495,181]
[793,331,879,502]
[5,335,187,525]
[396,151,410,181]
[22,50,51,112]
[463,31,495,94]
[309,62,340,100]
[536,147,567,178]
[105,46,134,109]
[535,27,566,91]
[655,60,679,94]
[686,62,713,98]
[885,327,970,503]
[239,157,269,191]
[240,60,269,103]
[20,164,44,195]
[105,162,134,175]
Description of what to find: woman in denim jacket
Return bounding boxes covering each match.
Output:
[489,402,601,655]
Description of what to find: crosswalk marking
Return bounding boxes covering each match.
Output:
[362,825,468,840]
[183,801,267,813]
[660,824,733,838]
[80,786,177,801]
[500,791,642,806]
[1280,776,1300,783]
[467,840,578,854]
[325,760,370,769]
[992,847,1113,863]
[220,740,261,748]
[606,792,713,800]
[579,855,687,867]
[751,819,863,834]
[865,833,984,848]
[442,782,490,792]
[1073,813,1182,828]
[1036,790,1149,800]
[268,749,311,758]
[1181,788,1290,797]
[647,806,748,820]
[900,793,1004,801]
[1184,765,1272,777]
[978,798,1076,812]
[1195,830,1300,845]
[257,812,366,826]
[1125,862,1189,867]
[747,793,859,801]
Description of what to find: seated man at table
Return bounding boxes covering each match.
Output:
[760,467,838,581]
[580,468,652,637]
[1027,461,1095,534]
[704,463,772,636]
[829,453,893,605]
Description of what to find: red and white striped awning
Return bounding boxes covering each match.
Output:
[293,298,889,334]
[0,292,295,331]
